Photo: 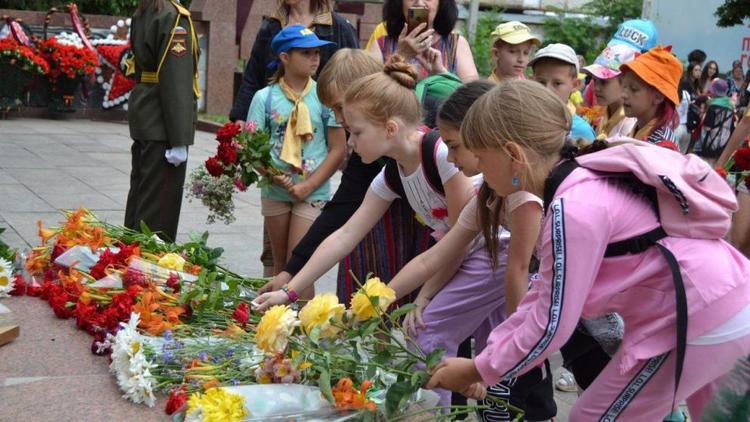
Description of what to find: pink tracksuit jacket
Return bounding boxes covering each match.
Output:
[475,167,750,384]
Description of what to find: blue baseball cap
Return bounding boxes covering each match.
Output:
[607,19,658,53]
[267,24,335,69]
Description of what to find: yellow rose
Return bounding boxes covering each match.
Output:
[256,305,299,354]
[350,277,396,322]
[298,293,345,339]
[158,253,186,271]
[186,388,248,422]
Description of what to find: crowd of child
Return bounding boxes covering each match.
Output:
[243,12,750,422]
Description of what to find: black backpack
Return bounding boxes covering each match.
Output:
[383,129,445,199]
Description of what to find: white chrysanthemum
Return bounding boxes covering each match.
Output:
[0,257,15,298]
[54,32,84,48]
[184,407,204,422]
[109,313,157,407]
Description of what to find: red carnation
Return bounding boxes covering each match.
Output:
[166,272,180,293]
[90,248,118,280]
[205,156,224,177]
[216,122,241,143]
[165,386,189,415]
[232,302,250,326]
[9,274,26,296]
[715,167,728,179]
[74,301,98,331]
[217,142,238,165]
[431,207,449,219]
[122,267,148,288]
[734,147,750,171]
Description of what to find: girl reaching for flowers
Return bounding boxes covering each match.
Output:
[427,78,750,421]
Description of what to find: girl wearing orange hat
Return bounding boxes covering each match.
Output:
[620,46,683,151]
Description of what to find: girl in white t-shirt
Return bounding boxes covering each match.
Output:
[385,80,557,420]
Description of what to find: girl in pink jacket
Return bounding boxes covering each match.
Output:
[427,79,750,421]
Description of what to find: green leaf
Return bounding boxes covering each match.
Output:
[425,348,445,370]
[388,303,417,322]
[385,381,416,418]
[410,370,429,388]
[309,325,321,345]
[318,368,335,405]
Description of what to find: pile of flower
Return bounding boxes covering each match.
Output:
[11,209,508,420]
[39,37,98,80]
[13,207,266,355]
[186,122,280,224]
[0,38,50,75]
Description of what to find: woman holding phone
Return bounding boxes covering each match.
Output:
[367,0,478,82]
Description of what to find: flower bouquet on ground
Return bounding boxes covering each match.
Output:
[15,208,267,353]
[38,33,98,112]
[187,122,280,224]
[0,38,49,112]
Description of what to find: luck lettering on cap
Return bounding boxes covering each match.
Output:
[300,28,314,36]
[513,24,527,32]
[616,27,648,49]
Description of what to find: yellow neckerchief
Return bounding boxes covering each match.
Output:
[278,77,314,169]
[598,104,628,137]
[631,118,657,141]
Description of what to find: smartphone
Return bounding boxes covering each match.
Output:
[407,7,428,34]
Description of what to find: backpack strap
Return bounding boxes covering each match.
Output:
[420,129,445,196]
[383,129,444,199]
[605,229,687,411]
[543,159,579,214]
[383,159,406,199]
[544,158,686,409]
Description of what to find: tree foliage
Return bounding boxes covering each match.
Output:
[714,0,750,27]
[541,0,642,63]
[464,7,503,78]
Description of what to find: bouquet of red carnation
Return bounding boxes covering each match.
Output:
[717,145,750,191]
[39,38,98,80]
[186,122,280,224]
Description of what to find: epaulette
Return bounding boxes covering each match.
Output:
[170,0,191,16]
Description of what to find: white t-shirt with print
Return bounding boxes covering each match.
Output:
[370,138,458,235]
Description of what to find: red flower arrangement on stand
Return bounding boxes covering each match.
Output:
[0,38,49,112]
[39,37,98,112]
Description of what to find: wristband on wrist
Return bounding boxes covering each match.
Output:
[281,284,299,303]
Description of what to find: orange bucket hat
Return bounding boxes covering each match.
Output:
[620,45,682,105]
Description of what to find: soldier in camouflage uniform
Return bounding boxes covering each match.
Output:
[125,0,199,241]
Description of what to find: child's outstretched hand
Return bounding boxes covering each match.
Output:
[252,290,290,312]
[426,357,486,400]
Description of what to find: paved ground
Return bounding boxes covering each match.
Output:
[0,118,578,420]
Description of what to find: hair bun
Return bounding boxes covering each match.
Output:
[383,55,418,90]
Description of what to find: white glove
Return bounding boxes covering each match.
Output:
[165,146,188,167]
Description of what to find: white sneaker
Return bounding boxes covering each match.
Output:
[555,369,578,392]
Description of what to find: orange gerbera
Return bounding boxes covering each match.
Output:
[331,378,376,411]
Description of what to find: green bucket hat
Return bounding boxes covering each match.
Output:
[415,72,463,103]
